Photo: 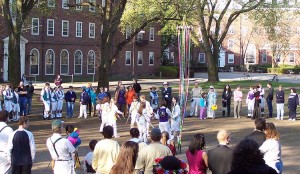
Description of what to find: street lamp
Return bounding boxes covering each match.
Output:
[132,30,145,77]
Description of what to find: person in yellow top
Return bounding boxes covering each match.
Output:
[92,125,120,174]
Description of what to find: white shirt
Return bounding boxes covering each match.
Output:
[46,133,76,160]
[259,139,281,173]
[0,122,13,155]
[129,138,147,150]
[171,104,181,119]
[191,87,202,98]
[85,152,93,165]
[40,88,51,102]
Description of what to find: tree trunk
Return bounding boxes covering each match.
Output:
[97,41,112,92]
[206,52,219,82]
[8,33,21,87]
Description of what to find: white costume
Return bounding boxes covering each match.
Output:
[41,88,51,119]
[258,87,265,115]
[12,91,20,121]
[171,103,181,133]
[136,109,150,143]
[57,90,64,118]
[3,89,13,113]
[46,133,76,174]
[156,106,172,135]
[129,101,140,128]
[99,102,110,132]
[0,123,13,174]
[140,100,153,136]
[51,91,58,118]
[246,90,255,117]
[107,104,122,137]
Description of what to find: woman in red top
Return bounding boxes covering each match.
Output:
[125,86,136,108]
[161,131,176,156]
[186,133,208,174]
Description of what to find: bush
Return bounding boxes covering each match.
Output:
[159,66,178,78]
[249,64,271,73]
[191,63,208,72]
[267,67,300,74]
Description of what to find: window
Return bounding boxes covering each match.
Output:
[87,50,95,74]
[62,20,69,37]
[149,52,154,65]
[137,33,143,41]
[125,51,131,65]
[137,51,143,65]
[261,51,267,63]
[62,0,69,9]
[60,50,69,74]
[89,0,96,11]
[149,27,155,41]
[245,44,256,64]
[47,19,54,36]
[76,22,82,37]
[30,49,39,75]
[170,52,175,63]
[89,23,95,38]
[48,0,55,7]
[45,49,55,75]
[102,0,105,7]
[76,0,82,10]
[275,54,281,63]
[289,53,295,63]
[74,50,83,74]
[125,26,131,39]
[228,26,234,34]
[228,40,234,49]
[199,53,205,63]
[31,18,39,35]
[228,54,234,63]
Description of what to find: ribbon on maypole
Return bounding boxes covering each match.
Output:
[176,23,192,154]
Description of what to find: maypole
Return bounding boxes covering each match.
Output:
[176,19,192,154]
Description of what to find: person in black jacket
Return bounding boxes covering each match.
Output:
[65,86,77,118]
[228,139,277,174]
[208,130,233,174]
[266,83,274,118]
[132,78,142,98]
[288,88,299,121]
[161,82,172,110]
[26,81,34,115]
[253,86,261,119]
[276,85,285,120]
[245,117,266,146]
[78,87,90,119]
[221,84,232,117]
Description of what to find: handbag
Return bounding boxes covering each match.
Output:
[74,152,81,169]
[211,104,218,111]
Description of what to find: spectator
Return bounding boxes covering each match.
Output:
[3,84,13,119]
[135,128,172,174]
[0,110,13,174]
[275,85,284,120]
[92,125,120,174]
[129,128,147,151]
[46,119,76,174]
[186,133,208,174]
[78,86,90,119]
[115,85,126,114]
[83,140,98,174]
[26,81,34,115]
[189,82,202,117]
[199,93,207,120]
[208,130,233,174]
[7,116,36,174]
[153,156,188,174]
[161,82,172,109]
[245,117,266,146]
[110,141,139,174]
[161,131,176,156]
[207,86,217,119]
[90,88,97,117]
[259,122,283,174]
[228,139,277,174]
[246,86,255,118]
[21,74,27,86]
[12,87,20,122]
[56,86,64,118]
[233,85,243,118]
[17,81,29,116]
[266,83,274,118]
[258,83,265,117]
[65,125,81,148]
[97,87,107,100]
[125,85,136,112]
[149,86,159,111]
[64,86,77,118]
[132,78,142,99]
[115,81,122,92]
[41,82,51,120]
[253,86,261,119]
[54,75,62,87]
[104,87,111,100]
[221,84,232,117]
[287,88,299,121]
[86,83,93,117]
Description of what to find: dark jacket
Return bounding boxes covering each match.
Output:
[245,130,266,147]
[228,163,277,174]
[288,93,299,109]
[133,83,142,93]
[276,90,284,103]
[266,87,274,100]
[80,91,90,105]
[161,87,172,101]
[65,90,77,103]
[27,85,35,99]
[208,145,233,174]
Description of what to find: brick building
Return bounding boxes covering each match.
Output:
[0,0,161,82]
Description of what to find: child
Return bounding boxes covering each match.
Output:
[140,94,153,137]
[79,86,90,119]
[57,86,64,118]
[149,86,159,110]
[99,96,110,132]
[288,88,299,121]
[50,87,58,119]
[156,100,172,135]
[199,93,207,119]
[246,86,255,118]
[170,97,181,141]
[90,88,97,117]
[161,131,176,156]
[12,87,20,121]
[83,140,98,174]
[107,98,124,138]
[136,103,148,143]
[41,82,51,120]
[129,95,140,128]
[3,84,13,121]
[66,125,82,148]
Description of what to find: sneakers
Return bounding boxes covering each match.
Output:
[275,118,279,120]
[292,119,296,121]
[289,118,292,121]
[78,116,82,118]
[280,117,283,120]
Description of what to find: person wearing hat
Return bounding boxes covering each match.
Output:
[149,86,159,111]
[41,82,51,120]
[135,128,172,174]
[46,119,76,174]
[78,86,90,119]
[161,82,172,110]
[26,81,34,115]
[189,82,203,117]
[207,86,218,119]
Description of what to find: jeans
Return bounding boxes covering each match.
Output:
[276,160,283,174]
[67,102,74,118]
[234,100,242,118]
[19,97,28,116]
[27,98,32,115]
[276,103,284,119]
[190,98,200,116]
[267,99,273,117]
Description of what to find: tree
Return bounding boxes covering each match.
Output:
[191,0,264,82]
[1,0,37,87]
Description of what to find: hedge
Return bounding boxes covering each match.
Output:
[159,66,178,78]
[267,67,300,74]
[249,64,272,73]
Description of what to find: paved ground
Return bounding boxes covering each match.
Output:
[6,73,300,174]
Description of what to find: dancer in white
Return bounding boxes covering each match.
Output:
[99,96,110,132]
[107,98,123,138]
[156,100,172,135]
[50,87,58,119]
[139,95,153,137]
[246,86,255,118]
[129,96,140,128]
[57,86,64,118]
[258,83,265,117]
[136,103,149,143]
[171,96,181,141]
[12,87,20,122]
[41,83,51,120]
[3,84,13,117]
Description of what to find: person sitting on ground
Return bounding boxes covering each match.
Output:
[161,131,176,156]
[110,141,139,174]
[65,125,81,148]
[153,156,188,174]
[83,139,98,174]
[228,139,277,174]
[245,117,266,146]
[129,128,147,151]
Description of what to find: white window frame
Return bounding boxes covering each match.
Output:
[89,23,95,38]
[47,19,54,36]
[102,0,106,7]
[48,0,55,7]
[228,39,234,49]
[125,51,131,66]
[30,48,39,75]
[149,52,154,65]
[289,52,295,63]
[76,0,82,10]
[125,26,131,39]
[62,20,69,37]
[74,50,83,74]
[60,49,69,75]
[76,21,82,38]
[87,50,95,74]
[89,0,96,12]
[275,53,281,63]
[137,33,143,41]
[149,27,155,41]
[62,0,69,9]
[137,51,143,65]
[31,18,39,35]
[45,49,55,75]
[228,54,234,63]
[199,53,205,63]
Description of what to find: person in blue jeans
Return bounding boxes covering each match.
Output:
[65,86,77,118]
[17,81,28,116]
[26,82,34,115]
